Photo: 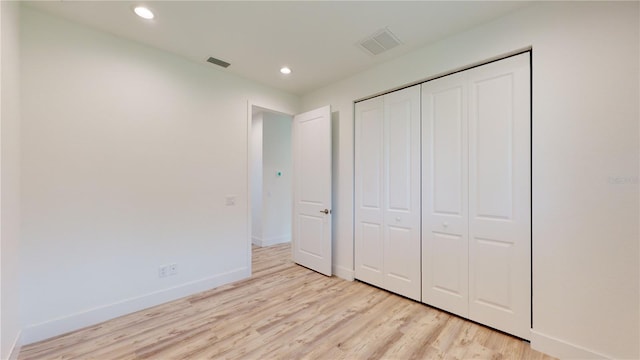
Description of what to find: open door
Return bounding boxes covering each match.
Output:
[292,106,332,276]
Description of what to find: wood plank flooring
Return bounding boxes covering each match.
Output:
[20,243,555,359]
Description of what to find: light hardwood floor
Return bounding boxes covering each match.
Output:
[20,243,555,359]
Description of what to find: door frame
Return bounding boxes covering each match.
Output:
[246,100,296,274]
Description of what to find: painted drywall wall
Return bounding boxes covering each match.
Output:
[251,111,292,247]
[251,112,263,243]
[1,1,22,358]
[302,2,639,359]
[260,112,292,245]
[20,7,299,343]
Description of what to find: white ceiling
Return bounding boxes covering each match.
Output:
[24,1,532,95]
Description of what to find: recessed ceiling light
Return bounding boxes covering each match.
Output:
[133,6,154,20]
[280,67,292,75]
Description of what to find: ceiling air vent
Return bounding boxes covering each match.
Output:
[206,56,231,68]
[358,28,401,56]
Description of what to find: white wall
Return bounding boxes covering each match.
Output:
[302,2,639,359]
[261,112,292,245]
[1,1,22,358]
[20,7,299,343]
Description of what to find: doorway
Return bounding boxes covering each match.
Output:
[250,105,294,255]
[248,102,333,276]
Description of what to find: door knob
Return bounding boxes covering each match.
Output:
[320,209,330,214]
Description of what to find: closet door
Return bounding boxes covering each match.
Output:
[383,85,421,301]
[354,97,385,287]
[468,53,531,339]
[421,72,469,316]
[355,85,421,301]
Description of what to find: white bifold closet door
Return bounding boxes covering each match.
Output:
[422,53,531,339]
[355,85,421,301]
[421,70,470,316]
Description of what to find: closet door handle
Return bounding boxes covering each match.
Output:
[320,209,330,214]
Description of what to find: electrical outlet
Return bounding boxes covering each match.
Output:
[158,266,168,278]
[159,263,178,278]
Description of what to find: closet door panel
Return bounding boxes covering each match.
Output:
[383,85,421,301]
[468,53,531,340]
[385,225,413,279]
[387,101,412,211]
[354,97,385,287]
[421,73,469,316]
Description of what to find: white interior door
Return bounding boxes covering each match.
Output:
[468,53,530,339]
[382,86,421,301]
[292,105,332,276]
[421,71,470,316]
[354,97,385,287]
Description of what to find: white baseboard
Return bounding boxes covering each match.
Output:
[332,264,354,281]
[6,330,22,360]
[530,329,612,359]
[22,267,250,345]
[252,235,290,247]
